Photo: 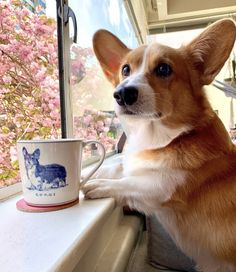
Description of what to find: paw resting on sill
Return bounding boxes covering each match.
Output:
[81,161,124,199]
[82,179,117,199]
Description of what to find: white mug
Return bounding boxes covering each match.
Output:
[17,139,105,206]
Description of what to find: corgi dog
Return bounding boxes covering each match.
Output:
[82,19,236,271]
[22,147,67,191]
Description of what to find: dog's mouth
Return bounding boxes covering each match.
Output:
[120,107,162,119]
[123,108,135,115]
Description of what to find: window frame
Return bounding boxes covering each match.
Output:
[0,1,69,200]
[0,0,133,200]
[56,0,73,138]
[57,0,127,150]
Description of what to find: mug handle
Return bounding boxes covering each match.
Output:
[80,140,106,186]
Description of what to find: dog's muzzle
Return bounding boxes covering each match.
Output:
[113,86,138,106]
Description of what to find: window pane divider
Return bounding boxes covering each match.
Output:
[56,0,74,138]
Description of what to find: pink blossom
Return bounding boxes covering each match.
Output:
[83,115,92,125]
[0,88,10,93]
[0,0,120,187]
[113,117,120,125]
[25,127,35,133]
[0,0,60,187]
[10,146,17,163]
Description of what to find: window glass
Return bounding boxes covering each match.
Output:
[68,0,138,159]
[0,0,59,189]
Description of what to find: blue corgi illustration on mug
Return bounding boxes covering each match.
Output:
[22,147,67,191]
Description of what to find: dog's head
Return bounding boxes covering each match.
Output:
[93,19,236,128]
[22,147,40,169]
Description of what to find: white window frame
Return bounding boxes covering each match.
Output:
[0,0,135,201]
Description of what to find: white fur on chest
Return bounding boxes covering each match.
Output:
[122,119,189,174]
[121,119,189,211]
[26,165,40,187]
[125,119,189,152]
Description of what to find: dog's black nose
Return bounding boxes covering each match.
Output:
[113,86,138,106]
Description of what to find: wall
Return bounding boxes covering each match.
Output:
[206,85,233,128]
[126,0,148,43]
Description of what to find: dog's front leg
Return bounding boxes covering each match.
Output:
[82,159,123,182]
[82,175,166,214]
[93,161,123,179]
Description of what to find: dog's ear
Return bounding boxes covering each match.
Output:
[22,147,28,156]
[33,148,40,159]
[185,19,236,85]
[93,29,130,86]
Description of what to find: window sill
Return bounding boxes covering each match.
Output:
[0,155,143,272]
[0,182,22,202]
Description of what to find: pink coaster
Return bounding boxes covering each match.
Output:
[16,198,79,213]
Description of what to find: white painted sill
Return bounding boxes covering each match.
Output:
[0,155,143,272]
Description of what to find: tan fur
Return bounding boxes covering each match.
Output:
[83,19,236,271]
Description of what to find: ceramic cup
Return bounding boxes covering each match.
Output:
[17,139,105,206]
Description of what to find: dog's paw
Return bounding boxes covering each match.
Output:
[95,163,123,179]
[82,179,116,199]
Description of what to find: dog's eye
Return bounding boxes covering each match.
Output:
[122,64,131,77]
[155,63,172,77]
